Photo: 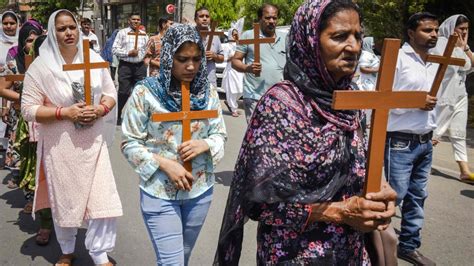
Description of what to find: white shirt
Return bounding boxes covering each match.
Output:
[82,31,101,53]
[387,43,438,134]
[112,27,148,63]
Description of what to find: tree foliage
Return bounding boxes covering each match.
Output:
[29,0,79,25]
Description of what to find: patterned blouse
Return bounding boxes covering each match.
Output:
[146,34,164,77]
[121,83,227,200]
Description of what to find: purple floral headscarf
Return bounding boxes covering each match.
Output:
[284,0,360,131]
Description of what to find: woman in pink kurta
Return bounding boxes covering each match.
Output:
[21,10,122,266]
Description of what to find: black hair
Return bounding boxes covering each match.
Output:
[2,11,18,23]
[158,16,172,31]
[129,12,140,18]
[257,3,279,19]
[456,15,470,27]
[194,6,209,20]
[405,12,438,41]
[33,35,47,57]
[320,0,362,33]
[81,18,92,24]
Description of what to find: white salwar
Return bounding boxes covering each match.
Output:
[432,15,473,163]
[55,218,117,265]
[222,41,243,113]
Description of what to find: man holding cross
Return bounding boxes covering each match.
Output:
[194,7,224,89]
[232,3,287,122]
[112,12,148,125]
[384,12,439,265]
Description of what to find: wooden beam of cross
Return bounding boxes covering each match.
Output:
[332,39,428,195]
[237,23,275,77]
[426,34,466,97]
[63,40,109,105]
[4,55,33,82]
[200,21,225,51]
[127,26,147,50]
[151,82,218,172]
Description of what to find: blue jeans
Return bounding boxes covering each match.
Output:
[140,187,213,265]
[384,136,433,252]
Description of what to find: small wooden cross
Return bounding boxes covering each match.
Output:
[4,55,33,82]
[151,82,218,172]
[237,23,275,77]
[426,34,466,96]
[63,40,109,105]
[127,26,147,50]
[200,21,225,51]
[332,39,428,194]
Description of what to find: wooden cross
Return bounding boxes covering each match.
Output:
[63,40,109,105]
[127,26,147,50]
[200,21,225,51]
[426,34,466,96]
[237,23,275,77]
[332,39,428,194]
[151,82,218,172]
[4,55,33,82]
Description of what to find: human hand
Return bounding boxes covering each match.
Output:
[420,95,437,111]
[365,182,397,231]
[454,32,468,49]
[341,195,393,233]
[62,102,86,122]
[205,51,215,61]
[246,62,261,75]
[178,140,209,162]
[128,49,139,57]
[157,155,194,191]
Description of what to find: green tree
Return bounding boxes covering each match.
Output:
[29,0,79,25]
[195,0,239,28]
[357,0,430,40]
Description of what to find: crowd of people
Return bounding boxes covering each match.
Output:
[0,0,472,265]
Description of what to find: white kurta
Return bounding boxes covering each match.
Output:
[221,42,243,111]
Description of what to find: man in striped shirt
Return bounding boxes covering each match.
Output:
[112,12,149,125]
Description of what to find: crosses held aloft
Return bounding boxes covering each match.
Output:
[426,34,466,97]
[127,26,147,50]
[151,82,218,172]
[4,54,33,82]
[332,39,428,195]
[63,40,109,105]
[200,21,225,51]
[237,23,275,77]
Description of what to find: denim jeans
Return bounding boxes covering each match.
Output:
[140,187,213,266]
[384,136,433,252]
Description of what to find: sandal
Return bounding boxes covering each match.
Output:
[55,254,75,266]
[23,202,33,214]
[460,173,474,184]
[231,111,240,117]
[35,228,51,246]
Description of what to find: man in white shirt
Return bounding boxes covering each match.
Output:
[384,12,438,266]
[81,18,100,53]
[112,12,149,125]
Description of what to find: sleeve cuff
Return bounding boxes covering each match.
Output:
[138,158,160,182]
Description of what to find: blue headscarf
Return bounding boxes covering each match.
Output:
[100,29,118,63]
[139,24,209,112]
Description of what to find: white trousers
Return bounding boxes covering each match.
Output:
[225,92,242,113]
[434,96,468,162]
[54,218,117,265]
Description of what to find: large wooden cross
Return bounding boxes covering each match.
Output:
[426,34,466,96]
[63,40,109,105]
[127,26,147,50]
[200,21,225,51]
[332,39,428,194]
[237,23,275,77]
[4,55,33,82]
[151,82,218,172]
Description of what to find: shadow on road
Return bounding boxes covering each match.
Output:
[215,171,233,186]
[460,190,474,199]
[431,167,458,182]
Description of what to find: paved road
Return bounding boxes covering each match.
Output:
[0,101,473,265]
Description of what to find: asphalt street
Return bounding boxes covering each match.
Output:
[0,99,473,265]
